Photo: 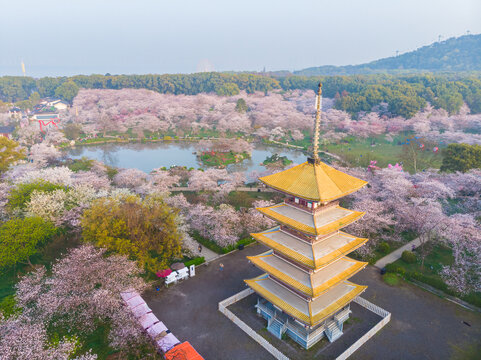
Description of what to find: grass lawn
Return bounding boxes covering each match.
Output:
[351,230,416,264]
[389,244,481,307]
[177,190,281,210]
[325,135,443,172]
[199,151,249,167]
[191,231,255,255]
[226,190,281,210]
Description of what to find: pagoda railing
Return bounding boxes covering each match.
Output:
[284,198,340,214]
[280,226,314,243]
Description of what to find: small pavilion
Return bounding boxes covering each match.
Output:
[244,83,369,349]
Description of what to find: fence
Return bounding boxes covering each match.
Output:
[336,297,391,360]
[218,288,290,360]
[219,290,391,360]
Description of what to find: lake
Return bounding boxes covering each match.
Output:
[65,142,307,174]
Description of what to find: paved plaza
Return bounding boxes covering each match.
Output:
[145,244,481,360]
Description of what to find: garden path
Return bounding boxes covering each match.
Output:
[170,186,275,192]
[374,237,422,269]
[195,242,218,262]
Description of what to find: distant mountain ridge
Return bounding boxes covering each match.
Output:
[293,34,481,76]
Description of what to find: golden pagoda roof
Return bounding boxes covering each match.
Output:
[247,251,368,298]
[251,228,368,269]
[245,274,367,326]
[256,203,365,236]
[259,161,368,202]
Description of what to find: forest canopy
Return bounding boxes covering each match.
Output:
[1,72,481,118]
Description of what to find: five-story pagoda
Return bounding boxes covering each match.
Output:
[245,83,369,349]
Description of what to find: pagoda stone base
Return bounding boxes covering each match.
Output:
[255,297,351,349]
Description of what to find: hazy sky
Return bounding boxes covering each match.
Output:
[1,0,480,77]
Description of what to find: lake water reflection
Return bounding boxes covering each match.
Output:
[65,142,307,174]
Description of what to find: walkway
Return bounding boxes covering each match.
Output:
[170,186,275,192]
[374,238,422,269]
[196,244,218,262]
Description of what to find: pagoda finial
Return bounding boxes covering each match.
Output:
[312,82,322,163]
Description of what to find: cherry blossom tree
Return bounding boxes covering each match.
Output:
[0,316,97,360]
[72,170,111,190]
[25,185,97,227]
[0,182,11,220]
[15,245,147,350]
[399,198,448,268]
[113,168,147,189]
[241,200,276,233]
[150,168,181,192]
[186,203,241,247]
[440,214,481,294]
[28,143,62,168]
[18,166,73,186]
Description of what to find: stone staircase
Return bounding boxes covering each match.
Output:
[267,315,285,339]
[325,319,343,342]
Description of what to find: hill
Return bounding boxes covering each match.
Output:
[294,34,481,76]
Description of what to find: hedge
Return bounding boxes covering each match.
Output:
[184,257,205,267]
[192,232,256,254]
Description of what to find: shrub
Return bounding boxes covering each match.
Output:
[0,295,21,319]
[105,165,118,180]
[385,263,406,276]
[401,250,417,264]
[8,181,64,211]
[0,217,57,268]
[68,157,94,172]
[378,241,391,254]
[222,237,256,254]
[81,194,182,272]
[184,257,205,267]
[382,273,400,286]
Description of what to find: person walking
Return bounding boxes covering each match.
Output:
[198,244,203,253]
[219,263,224,271]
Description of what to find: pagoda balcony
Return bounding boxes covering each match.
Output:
[245,274,367,327]
[256,202,365,236]
[248,250,368,298]
[251,228,368,269]
[285,197,339,214]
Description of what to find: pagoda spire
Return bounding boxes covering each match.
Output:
[312,82,322,163]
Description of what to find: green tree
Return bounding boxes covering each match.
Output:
[54,80,79,103]
[0,137,25,173]
[81,194,183,272]
[235,98,248,113]
[7,180,64,211]
[15,91,40,111]
[215,82,240,96]
[388,94,424,119]
[440,143,481,172]
[399,137,437,173]
[0,217,57,268]
[63,123,82,140]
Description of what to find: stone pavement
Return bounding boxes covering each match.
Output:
[145,243,481,360]
[374,237,422,269]
[195,243,219,262]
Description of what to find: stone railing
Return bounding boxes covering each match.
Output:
[219,290,391,360]
[218,288,290,360]
[336,297,391,360]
